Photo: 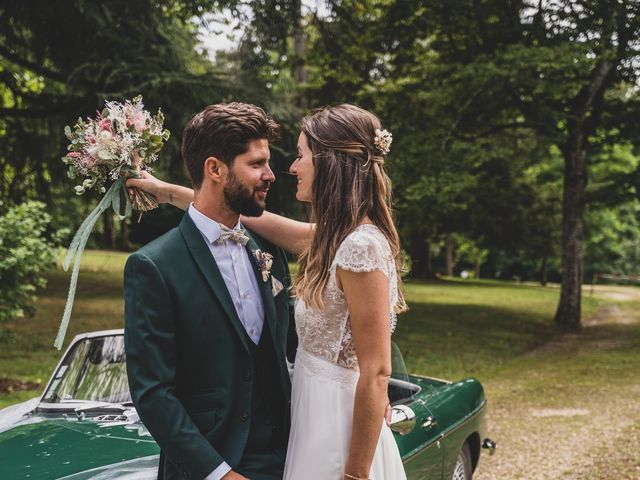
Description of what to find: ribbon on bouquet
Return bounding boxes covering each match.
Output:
[54,179,132,349]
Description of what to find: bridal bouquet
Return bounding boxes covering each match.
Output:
[55,96,170,349]
[63,95,170,211]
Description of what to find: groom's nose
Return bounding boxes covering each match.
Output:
[263,163,275,183]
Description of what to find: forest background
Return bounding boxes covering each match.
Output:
[1,0,640,330]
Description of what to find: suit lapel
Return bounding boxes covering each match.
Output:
[243,230,279,347]
[179,213,251,354]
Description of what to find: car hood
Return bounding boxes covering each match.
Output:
[0,408,159,480]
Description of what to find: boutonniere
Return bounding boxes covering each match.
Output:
[253,249,274,282]
[253,249,283,296]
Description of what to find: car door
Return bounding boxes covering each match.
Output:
[393,394,444,480]
[390,343,444,479]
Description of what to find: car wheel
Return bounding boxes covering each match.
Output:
[452,441,473,480]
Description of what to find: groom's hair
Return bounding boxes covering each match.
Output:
[182,102,279,188]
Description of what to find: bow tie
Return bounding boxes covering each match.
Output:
[216,225,249,246]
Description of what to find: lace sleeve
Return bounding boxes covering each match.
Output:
[332,228,392,277]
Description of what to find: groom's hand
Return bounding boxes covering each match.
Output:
[221,471,249,480]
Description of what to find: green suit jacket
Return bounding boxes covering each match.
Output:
[124,213,296,480]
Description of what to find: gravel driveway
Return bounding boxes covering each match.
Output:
[474,288,640,480]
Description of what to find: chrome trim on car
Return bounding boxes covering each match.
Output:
[482,437,497,455]
[390,404,417,435]
[421,415,437,430]
[409,373,453,384]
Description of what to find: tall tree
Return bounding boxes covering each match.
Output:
[403,0,640,328]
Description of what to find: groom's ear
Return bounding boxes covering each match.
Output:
[203,157,227,184]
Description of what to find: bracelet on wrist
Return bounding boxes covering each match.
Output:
[344,474,370,480]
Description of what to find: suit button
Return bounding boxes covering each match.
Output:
[240,411,249,422]
[244,370,252,381]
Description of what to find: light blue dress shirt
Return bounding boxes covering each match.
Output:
[188,204,265,480]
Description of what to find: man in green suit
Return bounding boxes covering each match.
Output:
[125,103,296,480]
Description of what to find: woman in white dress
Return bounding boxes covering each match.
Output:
[129,104,407,480]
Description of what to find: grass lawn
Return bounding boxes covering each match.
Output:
[0,249,599,408]
[396,277,599,380]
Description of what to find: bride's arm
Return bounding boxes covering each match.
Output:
[126,171,193,210]
[337,268,392,480]
[126,171,314,254]
[240,212,313,255]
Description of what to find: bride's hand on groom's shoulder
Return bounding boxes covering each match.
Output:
[221,471,250,480]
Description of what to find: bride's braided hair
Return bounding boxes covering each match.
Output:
[295,104,407,314]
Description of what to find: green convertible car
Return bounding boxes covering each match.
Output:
[0,330,495,479]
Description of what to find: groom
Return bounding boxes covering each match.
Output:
[124,103,295,480]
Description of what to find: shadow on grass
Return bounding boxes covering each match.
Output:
[43,271,124,300]
[406,277,548,290]
[584,322,640,349]
[395,301,556,381]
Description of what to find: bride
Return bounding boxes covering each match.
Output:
[129,104,407,480]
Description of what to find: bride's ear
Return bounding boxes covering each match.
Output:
[203,157,227,184]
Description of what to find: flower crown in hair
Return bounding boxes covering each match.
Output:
[374,128,393,155]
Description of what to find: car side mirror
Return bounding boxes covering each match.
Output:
[390,404,416,435]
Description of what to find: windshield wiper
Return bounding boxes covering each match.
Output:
[74,402,132,414]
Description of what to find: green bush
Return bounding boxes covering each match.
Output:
[0,201,55,322]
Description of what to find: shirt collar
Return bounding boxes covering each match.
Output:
[188,203,242,244]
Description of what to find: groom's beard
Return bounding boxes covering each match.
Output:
[224,171,269,217]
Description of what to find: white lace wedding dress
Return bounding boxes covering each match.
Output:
[283,225,407,480]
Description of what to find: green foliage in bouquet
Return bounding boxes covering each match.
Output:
[0,202,55,323]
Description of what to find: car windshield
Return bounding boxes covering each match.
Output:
[391,342,409,381]
[42,335,131,404]
[39,335,418,407]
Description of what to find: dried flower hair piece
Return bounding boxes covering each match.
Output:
[373,128,393,155]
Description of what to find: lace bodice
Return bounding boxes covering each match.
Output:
[295,224,398,371]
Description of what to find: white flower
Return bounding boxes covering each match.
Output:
[373,128,393,155]
[99,130,113,141]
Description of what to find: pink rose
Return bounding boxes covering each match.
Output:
[132,112,147,132]
[80,157,96,169]
[98,118,112,132]
[68,152,81,158]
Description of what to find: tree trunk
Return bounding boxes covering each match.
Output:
[409,231,429,278]
[554,145,585,330]
[445,233,454,277]
[103,213,114,249]
[554,12,617,330]
[426,240,433,277]
[540,256,548,287]
[474,255,482,279]
[119,218,130,251]
[293,0,307,84]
